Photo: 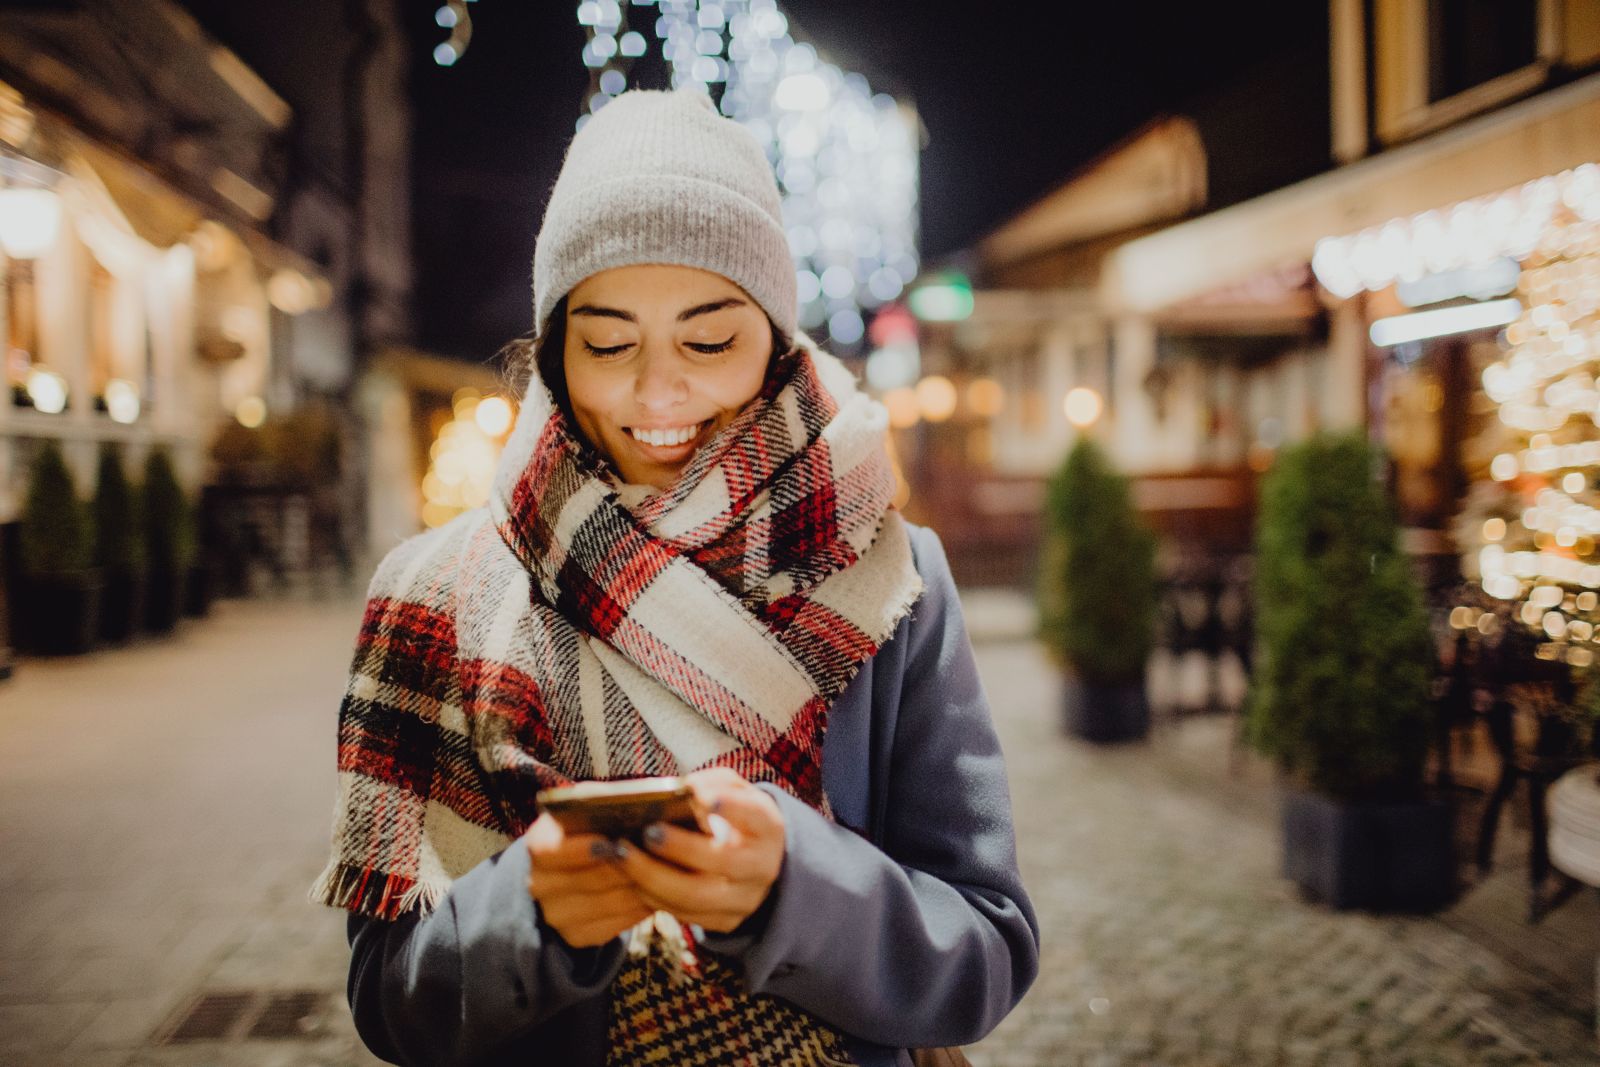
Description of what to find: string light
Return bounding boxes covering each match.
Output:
[433,1,475,66]
[574,0,919,352]
[1459,193,1600,662]
[422,389,516,528]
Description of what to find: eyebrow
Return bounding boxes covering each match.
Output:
[569,297,748,324]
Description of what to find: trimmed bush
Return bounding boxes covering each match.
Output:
[143,446,196,573]
[1245,433,1434,801]
[93,444,145,574]
[1037,437,1157,686]
[21,440,91,577]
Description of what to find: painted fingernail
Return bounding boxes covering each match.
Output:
[590,840,617,860]
[612,841,631,860]
[643,823,667,847]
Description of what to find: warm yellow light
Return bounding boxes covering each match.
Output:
[1565,472,1586,494]
[915,376,958,422]
[0,188,62,259]
[189,220,237,272]
[1483,517,1507,542]
[475,395,514,437]
[25,367,67,414]
[235,395,267,428]
[267,269,317,315]
[966,377,1005,417]
[222,305,255,343]
[1064,387,1103,428]
[1490,453,1519,481]
[105,378,140,425]
[884,387,919,429]
[452,387,482,421]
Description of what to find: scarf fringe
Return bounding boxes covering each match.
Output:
[309,860,448,921]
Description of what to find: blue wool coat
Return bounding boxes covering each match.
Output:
[343,525,1040,1066]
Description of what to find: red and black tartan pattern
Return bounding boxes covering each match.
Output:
[316,344,918,1063]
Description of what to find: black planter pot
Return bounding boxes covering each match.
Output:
[1063,675,1150,743]
[98,569,146,644]
[1282,789,1454,912]
[144,563,184,634]
[183,560,216,618]
[18,570,102,655]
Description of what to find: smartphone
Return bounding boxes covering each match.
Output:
[536,776,708,841]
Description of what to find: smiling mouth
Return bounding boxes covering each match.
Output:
[626,420,711,449]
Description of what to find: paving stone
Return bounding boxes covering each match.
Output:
[964,636,1600,1067]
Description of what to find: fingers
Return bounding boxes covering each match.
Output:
[683,769,785,837]
[524,813,618,871]
[541,886,654,948]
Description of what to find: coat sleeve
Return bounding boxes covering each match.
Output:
[345,839,623,1066]
[702,527,1041,1047]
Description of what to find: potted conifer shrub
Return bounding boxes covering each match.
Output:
[1038,437,1158,742]
[143,446,195,634]
[93,444,146,643]
[1247,433,1450,911]
[19,441,101,655]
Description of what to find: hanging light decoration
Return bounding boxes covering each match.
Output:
[1455,192,1600,666]
[433,0,476,66]
[575,0,920,352]
[421,388,517,528]
[1313,163,1600,299]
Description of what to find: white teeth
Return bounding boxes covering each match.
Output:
[631,422,703,447]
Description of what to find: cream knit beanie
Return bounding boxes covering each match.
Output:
[532,89,796,339]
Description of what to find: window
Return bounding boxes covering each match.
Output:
[1375,0,1556,142]
[1427,0,1539,103]
[88,258,113,406]
[5,254,37,403]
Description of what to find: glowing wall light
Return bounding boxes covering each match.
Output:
[1369,298,1522,347]
[0,187,61,259]
[1064,387,1103,428]
[908,273,974,323]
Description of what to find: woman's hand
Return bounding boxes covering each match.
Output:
[525,812,654,948]
[610,767,787,934]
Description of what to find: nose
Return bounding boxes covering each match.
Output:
[633,347,689,412]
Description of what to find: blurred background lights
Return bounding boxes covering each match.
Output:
[883,386,919,429]
[966,377,1004,417]
[474,394,514,437]
[1064,386,1104,428]
[774,72,829,111]
[423,388,512,528]
[827,308,864,345]
[915,375,957,422]
[0,187,62,258]
[25,367,67,414]
[104,378,140,425]
[571,0,919,353]
[235,395,267,428]
[908,272,974,323]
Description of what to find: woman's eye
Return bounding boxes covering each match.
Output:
[582,341,631,357]
[686,337,736,354]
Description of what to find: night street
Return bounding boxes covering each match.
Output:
[1,593,1595,1066]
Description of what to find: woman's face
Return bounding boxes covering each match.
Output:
[562,264,774,489]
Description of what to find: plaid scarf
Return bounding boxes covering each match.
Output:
[312,343,921,1064]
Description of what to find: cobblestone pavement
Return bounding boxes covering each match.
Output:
[966,634,1600,1067]
[1,593,1597,1066]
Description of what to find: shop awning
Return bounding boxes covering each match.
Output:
[1101,71,1600,314]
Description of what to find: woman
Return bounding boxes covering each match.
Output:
[313,88,1038,1066]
